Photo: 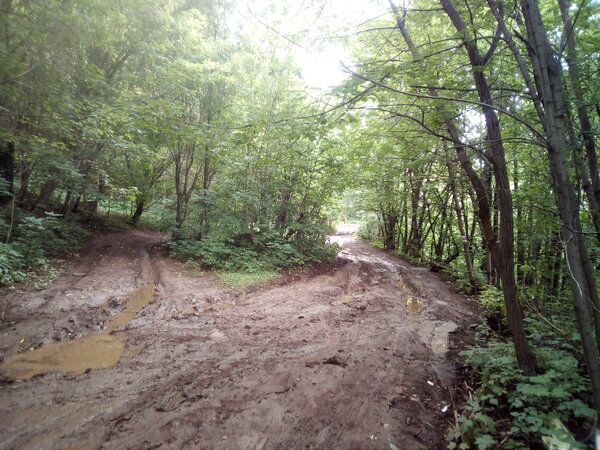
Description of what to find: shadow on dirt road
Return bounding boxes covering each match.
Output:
[0,229,480,449]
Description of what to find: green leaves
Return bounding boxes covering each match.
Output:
[450,320,595,448]
[474,434,495,449]
[169,226,338,273]
[0,211,86,286]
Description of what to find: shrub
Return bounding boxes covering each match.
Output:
[356,215,381,243]
[169,225,338,273]
[478,285,505,317]
[0,242,28,284]
[0,211,86,286]
[448,318,595,449]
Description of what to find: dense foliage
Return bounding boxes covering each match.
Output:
[0,211,85,285]
[1,0,599,446]
[448,312,595,448]
[0,0,343,277]
[337,0,600,445]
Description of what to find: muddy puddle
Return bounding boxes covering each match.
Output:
[1,285,155,380]
[105,285,155,333]
[406,296,422,314]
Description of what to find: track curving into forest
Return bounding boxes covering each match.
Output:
[0,229,480,449]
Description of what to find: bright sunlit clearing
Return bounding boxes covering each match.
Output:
[295,0,389,90]
[296,45,348,90]
[233,0,388,91]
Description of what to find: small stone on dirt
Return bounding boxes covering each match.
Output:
[210,329,226,340]
[322,356,347,368]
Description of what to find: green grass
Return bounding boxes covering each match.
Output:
[215,270,279,286]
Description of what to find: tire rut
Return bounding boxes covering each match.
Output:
[0,230,481,450]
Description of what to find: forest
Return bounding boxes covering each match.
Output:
[1,0,599,447]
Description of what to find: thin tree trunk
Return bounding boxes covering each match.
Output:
[446,147,478,293]
[0,141,15,208]
[17,161,32,207]
[201,143,211,238]
[408,176,422,257]
[129,200,145,225]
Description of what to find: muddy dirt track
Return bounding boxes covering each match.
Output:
[0,230,480,449]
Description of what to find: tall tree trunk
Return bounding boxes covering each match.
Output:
[0,142,15,208]
[441,0,538,375]
[513,0,600,415]
[129,200,145,225]
[171,141,200,238]
[200,143,211,239]
[381,206,398,252]
[36,181,56,210]
[408,176,423,257]
[389,0,538,374]
[558,0,600,244]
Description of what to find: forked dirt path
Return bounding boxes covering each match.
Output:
[0,229,480,449]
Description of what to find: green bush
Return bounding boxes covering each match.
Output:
[282,223,339,266]
[0,212,86,285]
[448,318,595,449]
[169,225,338,273]
[356,215,381,243]
[479,285,505,317]
[0,242,28,283]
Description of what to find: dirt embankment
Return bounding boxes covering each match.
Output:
[0,229,480,449]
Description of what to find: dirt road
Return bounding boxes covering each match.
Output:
[0,230,479,449]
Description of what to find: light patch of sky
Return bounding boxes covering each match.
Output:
[297,0,390,90]
[232,0,389,91]
[463,109,486,141]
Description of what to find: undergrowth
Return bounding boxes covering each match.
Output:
[448,311,595,449]
[0,210,87,286]
[169,227,339,273]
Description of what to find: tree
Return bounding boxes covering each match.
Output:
[484,0,600,415]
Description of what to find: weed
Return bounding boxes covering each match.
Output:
[448,316,595,449]
[169,226,338,273]
[0,210,86,286]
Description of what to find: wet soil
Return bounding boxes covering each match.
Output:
[0,229,480,449]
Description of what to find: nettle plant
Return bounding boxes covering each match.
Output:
[448,319,595,449]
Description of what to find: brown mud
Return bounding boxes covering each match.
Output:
[0,229,480,449]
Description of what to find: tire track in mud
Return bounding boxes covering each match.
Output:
[0,230,481,450]
[0,231,165,362]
